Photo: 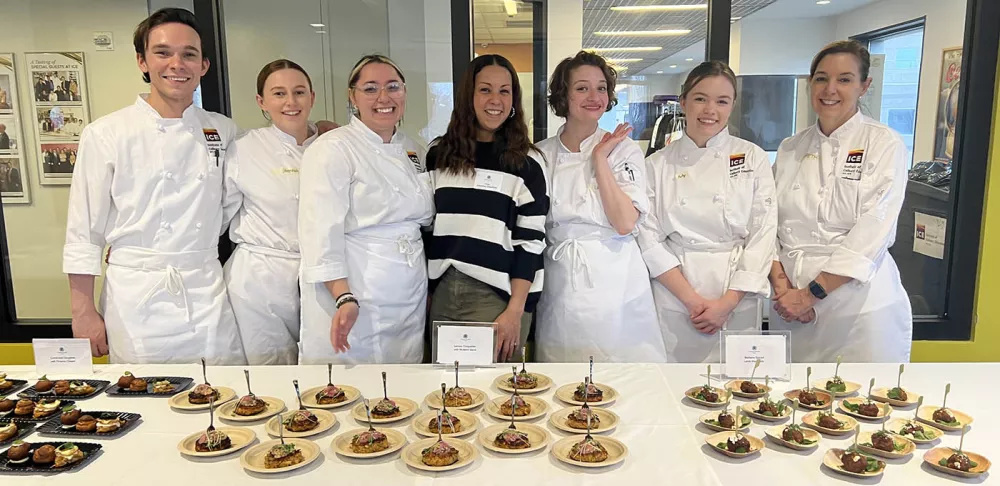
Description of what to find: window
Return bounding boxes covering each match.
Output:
[868,26,925,166]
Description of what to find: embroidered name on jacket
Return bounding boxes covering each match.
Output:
[841,149,864,181]
[728,153,749,178]
[203,128,223,165]
[406,151,423,172]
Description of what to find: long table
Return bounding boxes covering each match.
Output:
[1,363,995,485]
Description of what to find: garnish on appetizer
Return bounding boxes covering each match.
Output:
[264,442,304,469]
[195,429,232,452]
[569,435,609,462]
[283,409,319,432]
[716,434,752,454]
[54,442,86,468]
[0,422,17,442]
[781,424,815,445]
[840,450,883,474]
[421,439,459,466]
[494,428,530,449]
[818,411,846,430]
[5,440,30,464]
[152,380,176,394]
[188,383,220,405]
[350,429,389,454]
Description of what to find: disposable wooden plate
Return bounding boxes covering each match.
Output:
[724,380,770,399]
[916,405,974,432]
[478,423,549,454]
[741,400,792,422]
[331,427,406,459]
[801,410,858,436]
[264,409,337,438]
[554,383,619,407]
[240,438,321,474]
[822,448,885,478]
[550,406,620,434]
[783,389,834,410]
[885,417,943,444]
[411,409,478,438]
[764,425,820,451]
[856,430,916,458]
[705,431,764,458]
[350,397,418,424]
[494,373,553,394]
[424,387,487,411]
[216,396,285,422]
[813,379,862,397]
[923,447,992,478]
[839,398,892,421]
[401,437,478,472]
[870,387,921,408]
[299,385,361,409]
[177,426,256,458]
[484,396,548,422]
[168,386,236,411]
[551,434,628,468]
[683,386,730,408]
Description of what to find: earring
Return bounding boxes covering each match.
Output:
[509,106,516,119]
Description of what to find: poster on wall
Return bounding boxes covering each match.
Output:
[25,52,90,186]
[933,47,962,163]
[0,53,31,204]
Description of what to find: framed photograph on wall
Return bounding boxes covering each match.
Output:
[25,52,90,185]
[933,47,962,163]
[0,53,31,204]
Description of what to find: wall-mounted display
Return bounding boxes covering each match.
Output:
[0,53,30,204]
[25,52,90,185]
[934,47,962,163]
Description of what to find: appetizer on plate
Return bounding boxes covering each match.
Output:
[508,349,538,390]
[33,399,62,419]
[428,410,462,433]
[753,395,788,418]
[31,444,56,465]
[283,409,319,432]
[0,396,14,413]
[75,415,96,432]
[567,403,601,430]
[6,440,30,464]
[196,428,232,452]
[781,424,816,446]
[351,429,389,454]
[500,393,531,417]
[704,407,751,430]
[899,419,938,441]
[421,439,459,467]
[0,376,12,392]
[53,442,85,468]
[116,372,135,389]
[96,414,124,434]
[0,422,16,442]
[128,378,148,392]
[53,380,71,395]
[575,378,604,403]
[152,380,176,394]
[13,398,34,416]
[60,407,81,429]
[839,449,884,474]
[865,430,905,453]
[569,435,608,462]
[372,372,400,418]
[445,361,473,407]
[842,399,881,418]
[718,433,752,454]
[188,384,220,405]
[494,427,530,450]
[34,376,54,393]
[315,363,347,404]
[941,451,978,472]
[264,442,304,469]
[932,407,960,427]
[67,381,95,397]
[235,370,267,416]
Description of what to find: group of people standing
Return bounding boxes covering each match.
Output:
[63,8,912,368]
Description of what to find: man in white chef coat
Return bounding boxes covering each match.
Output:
[63,8,246,365]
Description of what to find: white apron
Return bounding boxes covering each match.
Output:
[769,111,912,363]
[224,244,300,365]
[299,224,427,364]
[534,127,664,363]
[638,130,777,363]
[103,247,245,365]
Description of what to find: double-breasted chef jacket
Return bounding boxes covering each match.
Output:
[769,111,912,363]
[63,94,246,365]
[298,116,434,364]
[222,124,318,365]
[534,125,667,363]
[638,129,777,363]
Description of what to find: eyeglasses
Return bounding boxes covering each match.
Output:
[352,81,405,99]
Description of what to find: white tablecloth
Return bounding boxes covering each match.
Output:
[1,363,995,485]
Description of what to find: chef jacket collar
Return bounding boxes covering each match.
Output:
[135,94,199,126]
[554,123,606,155]
[678,126,731,153]
[268,122,318,150]
[815,109,862,144]
[348,115,403,146]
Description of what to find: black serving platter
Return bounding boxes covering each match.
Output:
[0,420,36,446]
[0,399,76,423]
[105,376,193,397]
[0,380,29,396]
[38,412,141,438]
[0,441,102,474]
[17,379,109,400]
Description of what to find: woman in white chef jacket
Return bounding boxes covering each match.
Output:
[637,61,778,363]
[298,54,434,364]
[535,51,666,363]
[770,40,912,362]
[221,60,318,365]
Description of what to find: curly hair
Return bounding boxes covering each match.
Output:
[548,50,618,117]
[430,54,537,175]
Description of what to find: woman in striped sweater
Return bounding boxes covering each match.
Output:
[425,54,549,362]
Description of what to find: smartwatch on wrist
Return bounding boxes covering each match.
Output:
[808,280,827,300]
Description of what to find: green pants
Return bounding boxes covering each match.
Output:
[429,267,532,362]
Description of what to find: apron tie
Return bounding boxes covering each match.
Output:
[136,265,191,322]
[551,239,593,290]
[782,248,820,323]
[721,245,745,331]
[396,236,417,267]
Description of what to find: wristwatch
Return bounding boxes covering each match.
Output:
[808,280,827,300]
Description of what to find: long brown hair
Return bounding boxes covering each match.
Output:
[431,54,537,175]
[680,60,737,100]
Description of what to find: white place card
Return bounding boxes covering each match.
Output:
[721,331,790,380]
[32,338,94,375]
[432,321,496,367]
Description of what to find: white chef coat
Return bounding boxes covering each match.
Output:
[769,111,912,363]
[298,116,434,364]
[63,94,246,365]
[638,129,777,363]
[221,124,318,365]
[534,125,666,363]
